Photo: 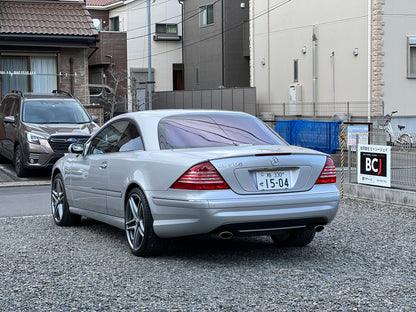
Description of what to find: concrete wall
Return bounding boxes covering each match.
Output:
[183,0,249,90]
[153,87,256,116]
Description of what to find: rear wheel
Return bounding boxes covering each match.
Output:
[399,134,412,151]
[125,188,162,256]
[14,144,29,177]
[271,228,316,247]
[51,173,81,226]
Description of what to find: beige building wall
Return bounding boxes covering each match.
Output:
[251,0,369,118]
[383,1,416,116]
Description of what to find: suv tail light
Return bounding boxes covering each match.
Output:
[171,162,230,190]
[315,157,336,184]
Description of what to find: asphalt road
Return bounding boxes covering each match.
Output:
[0,185,50,217]
[0,197,415,311]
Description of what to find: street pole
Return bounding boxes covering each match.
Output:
[147,0,152,110]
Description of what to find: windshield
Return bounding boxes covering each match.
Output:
[22,100,91,124]
[158,113,286,149]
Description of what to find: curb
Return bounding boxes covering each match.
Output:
[0,180,50,188]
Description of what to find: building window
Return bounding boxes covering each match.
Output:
[110,16,120,31]
[156,24,178,35]
[1,55,57,98]
[200,5,214,26]
[294,59,299,83]
[408,37,416,78]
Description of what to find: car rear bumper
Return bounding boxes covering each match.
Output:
[149,185,340,238]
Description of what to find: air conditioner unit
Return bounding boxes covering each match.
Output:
[289,84,302,115]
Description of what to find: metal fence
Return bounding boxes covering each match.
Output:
[258,101,374,122]
[339,127,416,192]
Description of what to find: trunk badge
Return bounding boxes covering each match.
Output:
[271,157,279,166]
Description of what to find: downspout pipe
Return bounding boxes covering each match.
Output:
[312,26,317,120]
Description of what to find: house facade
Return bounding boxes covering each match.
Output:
[0,0,98,104]
[250,0,416,131]
[182,0,250,90]
[87,0,183,111]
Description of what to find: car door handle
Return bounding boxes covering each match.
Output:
[100,162,108,169]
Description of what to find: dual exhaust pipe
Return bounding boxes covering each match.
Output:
[216,225,325,240]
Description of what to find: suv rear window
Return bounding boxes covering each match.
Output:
[22,100,91,124]
[158,113,286,149]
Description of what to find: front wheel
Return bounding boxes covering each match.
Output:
[51,173,81,226]
[125,188,162,256]
[271,228,316,247]
[14,144,28,177]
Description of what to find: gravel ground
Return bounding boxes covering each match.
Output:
[0,198,415,312]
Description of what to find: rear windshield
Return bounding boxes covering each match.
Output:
[22,100,91,124]
[158,113,286,149]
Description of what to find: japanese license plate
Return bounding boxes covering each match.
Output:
[256,170,292,190]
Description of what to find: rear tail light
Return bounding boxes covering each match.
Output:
[171,162,230,190]
[315,157,336,184]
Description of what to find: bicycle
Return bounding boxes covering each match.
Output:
[381,111,413,151]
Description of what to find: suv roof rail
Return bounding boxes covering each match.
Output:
[11,90,23,96]
[52,90,74,98]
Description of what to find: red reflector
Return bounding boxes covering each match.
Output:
[171,162,230,190]
[316,157,336,184]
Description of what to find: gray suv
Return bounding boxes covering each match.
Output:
[0,90,99,177]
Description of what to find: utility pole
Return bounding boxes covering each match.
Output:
[147,0,152,110]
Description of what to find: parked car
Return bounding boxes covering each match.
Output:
[51,110,340,256]
[0,90,99,177]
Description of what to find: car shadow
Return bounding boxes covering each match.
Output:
[75,218,324,261]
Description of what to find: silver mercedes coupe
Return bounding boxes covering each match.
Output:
[51,110,340,256]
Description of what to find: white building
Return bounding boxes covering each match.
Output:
[250,0,416,131]
[87,0,183,111]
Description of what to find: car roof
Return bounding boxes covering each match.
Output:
[109,110,254,151]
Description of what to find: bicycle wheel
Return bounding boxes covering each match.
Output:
[398,134,412,151]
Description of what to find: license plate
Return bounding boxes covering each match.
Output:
[256,170,292,190]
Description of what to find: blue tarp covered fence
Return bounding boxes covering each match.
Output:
[274,120,341,154]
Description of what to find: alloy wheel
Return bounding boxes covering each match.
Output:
[51,177,65,222]
[125,193,146,251]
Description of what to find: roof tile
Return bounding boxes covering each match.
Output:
[0,0,99,37]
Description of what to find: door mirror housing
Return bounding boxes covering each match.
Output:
[4,116,15,123]
[68,143,84,154]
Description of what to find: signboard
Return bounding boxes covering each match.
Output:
[357,144,391,187]
[347,126,368,151]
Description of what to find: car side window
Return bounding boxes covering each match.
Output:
[88,120,143,154]
[118,123,144,152]
[10,100,20,120]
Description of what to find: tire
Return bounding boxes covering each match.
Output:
[14,144,29,177]
[271,228,316,247]
[51,173,81,226]
[399,134,412,151]
[125,187,161,257]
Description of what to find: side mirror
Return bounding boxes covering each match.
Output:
[91,116,99,123]
[4,116,15,123]
[68,143,84,154]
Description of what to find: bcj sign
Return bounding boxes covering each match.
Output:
[357,144,391,187]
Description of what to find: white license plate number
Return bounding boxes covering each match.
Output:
[256,170,292,190]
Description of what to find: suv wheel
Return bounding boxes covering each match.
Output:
[14,144,28,177]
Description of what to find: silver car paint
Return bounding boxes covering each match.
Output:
[53,110,340,238]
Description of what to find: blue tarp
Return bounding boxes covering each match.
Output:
[275,120,341,154]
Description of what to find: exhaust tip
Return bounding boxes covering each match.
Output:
[314,225,325,232]
[218,231,233,240]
